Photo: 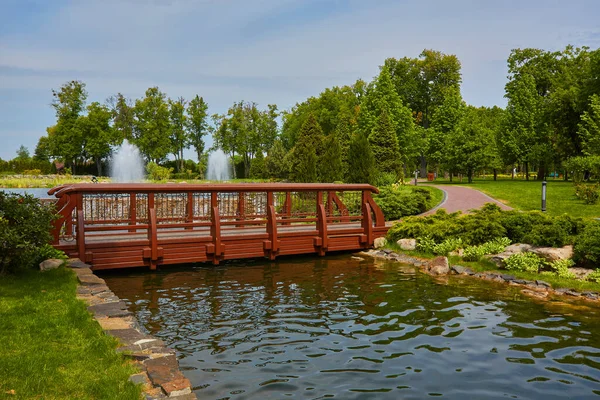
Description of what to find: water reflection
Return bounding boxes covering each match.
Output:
[102,255,600,399]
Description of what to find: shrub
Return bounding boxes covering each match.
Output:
[374,185,431,221]
[504,252,544,273]
[23,169,42,176]
[463,237,511,261]
[574,183,600,205]
[433,237,463,256]
[547,259,576,279]
[35,243,68,266]
[416,236,436,253]
[374,172,399,187]
[0,193,56,275]
[146,162,173,181]
[587,269,600,283]
[386,209,463,244]
[573,221,600,267]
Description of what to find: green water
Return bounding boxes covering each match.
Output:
[102,255,600,399]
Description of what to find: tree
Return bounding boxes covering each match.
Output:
[186,95,209,166]
[133,87,171,163]
[80,102,114,176]
[169,97,187,172]
[334,119,352,178]
[107,93,134,143]
[265,139,288,179]
[15,145,30,161]
[358,65,415,173]
[578,94,600,156]
[49,80,88,172]
[369,109,401,177]
[347,133,375,184]
[319,132,343,182]
[249,150,265,179]
[33,136,51,162]
[289,114,323,182]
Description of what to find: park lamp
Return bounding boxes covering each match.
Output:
[541,180,547,212]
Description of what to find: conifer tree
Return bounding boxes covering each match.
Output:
[319,133,343,182]
[369,109,401,177]
[334,119,351,178]
[249,150,265,178]
[347,133,375,184]
[265,139,288,179]
[289,114,323,182]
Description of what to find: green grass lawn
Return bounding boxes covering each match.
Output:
[421,185,445,211]
[427,178,600,218]
[0,267,142,400]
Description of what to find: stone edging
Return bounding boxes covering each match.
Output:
[362,249,600,302]
[66,259,196,400]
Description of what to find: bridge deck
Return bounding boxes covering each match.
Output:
[50,183,390,270]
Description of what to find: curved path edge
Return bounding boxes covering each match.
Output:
[420,184,512,216]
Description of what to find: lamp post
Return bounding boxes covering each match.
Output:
[541,180,547,212]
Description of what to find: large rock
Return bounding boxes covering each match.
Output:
[504,244,533,254]
[428,256,450,275]
[569,267,594,280]
[373,237,387,249]
[396,239,416,251]
[39,258,64,271]
[530,245,573,262]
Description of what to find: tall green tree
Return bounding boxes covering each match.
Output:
[169,97,187,172]
[265,139,288,179]
[107,93,134,143]
[347,133,375,184]
[369,109,401,177]
[186,95,210,166]
[133,87,171,163]
[319,132,343,182]
[578,94,600,156]
[427,86,465,171]
[249,150,265,179]
[334,119,352,178]
[289,114,323,182]
[33,136,51,162]
[15,145,30,161]
[49,80,87,172]
[80,102,114,175]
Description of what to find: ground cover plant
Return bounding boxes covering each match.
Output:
[0,267,142,399]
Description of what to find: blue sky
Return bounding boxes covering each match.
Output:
[1,0,600,161]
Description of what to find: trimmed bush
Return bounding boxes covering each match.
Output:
[0,193,56,275]
[373,185,432,220]
[146,162,172,181]
[573,221,600,267]
[546,259,576,279]
[433,237,463,256]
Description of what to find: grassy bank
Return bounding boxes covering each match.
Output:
[426,178,600,218]
[385,243,600,293]
[422,185,445,211]
[0,175,111,188]
[0,267,141,399]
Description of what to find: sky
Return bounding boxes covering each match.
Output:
[1,0,600,161]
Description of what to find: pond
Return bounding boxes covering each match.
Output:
[102,255,600,399]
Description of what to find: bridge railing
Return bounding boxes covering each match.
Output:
[48,183,385,263]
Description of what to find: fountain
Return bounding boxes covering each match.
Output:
[109,139,145,183]
[206,149,230,181]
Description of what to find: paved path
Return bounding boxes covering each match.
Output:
[422,185,512,216]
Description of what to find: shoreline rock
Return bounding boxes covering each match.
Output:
[361,249,600,304]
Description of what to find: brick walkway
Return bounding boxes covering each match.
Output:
[422,185,513,216]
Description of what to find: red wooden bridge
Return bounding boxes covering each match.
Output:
[49,183,389,271]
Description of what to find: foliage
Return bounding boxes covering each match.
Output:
[587,269,600,283]
[146,162,172,181]
[574,183,600,204]
[347,133,375,184]
[546,259,576,279]
[433,237,463,256]
[578,94,600,156]
[368,109,401,177]
[463,237,511,261]
[186,95,210,164]
[416,236,436,253]
[504,252,544,273]
[573,221,600,267]
[288,114,322,182]
[564,156,600,182]
[249,150,266,179]
[265,139,288,179]
[319,132,343,182]
[133,87,171,163]
[373,185,431,220]
[0,193,56,275]
[35,244,67,266]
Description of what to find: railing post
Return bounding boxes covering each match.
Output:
[128,193,137,233]
[76,193,86,262]
[316,203,328,256]
[209,192,223,265]
[236,192,246,227]
[185,192,193,230]
[148,192,158,270]
[265,191,279,260]
[283,192,292,225]
[361,190,373,247]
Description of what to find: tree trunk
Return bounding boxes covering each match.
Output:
[467,169,473,183]
[493,169,497,181]
[537,164,546,181]
[525,162,529,181]
[96,157,102,176]
[564,170,568,181]
[180,147,184,172]
[449,173,453,183]
[420,155,427,178]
